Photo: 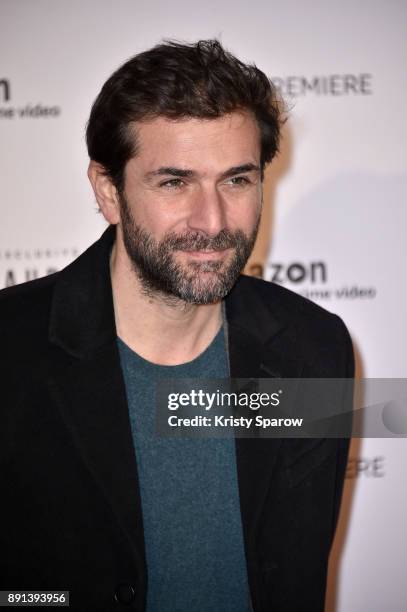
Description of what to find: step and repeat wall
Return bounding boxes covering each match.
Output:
[1,1,406,610]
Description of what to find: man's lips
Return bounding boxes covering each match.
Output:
[179,248,232,260]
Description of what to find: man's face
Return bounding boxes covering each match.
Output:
[117,111,263,304]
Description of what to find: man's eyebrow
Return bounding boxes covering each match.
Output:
[220,163,260,178]
[146,167,195,179]
[146,163,260,181]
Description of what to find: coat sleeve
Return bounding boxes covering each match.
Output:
[330,315,355,545]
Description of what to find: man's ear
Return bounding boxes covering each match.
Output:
[87,161,121,225]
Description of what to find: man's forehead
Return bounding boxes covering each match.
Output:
[135,110,257,131]
[128,111,261,172]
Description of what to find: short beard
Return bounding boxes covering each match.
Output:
[119,194,260,305]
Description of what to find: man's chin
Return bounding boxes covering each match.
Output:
[169,274,237,305]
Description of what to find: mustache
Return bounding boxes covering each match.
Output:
[162,230,243,251]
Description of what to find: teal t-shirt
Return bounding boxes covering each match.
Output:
[118,326,250,611]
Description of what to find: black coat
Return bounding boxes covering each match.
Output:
[0,226,354,611]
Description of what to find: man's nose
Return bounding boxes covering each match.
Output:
[186,186,227,237]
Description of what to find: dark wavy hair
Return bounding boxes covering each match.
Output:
[86,39,284,192]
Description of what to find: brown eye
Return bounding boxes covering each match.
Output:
[160,178,184,189]
[228,176,250,186]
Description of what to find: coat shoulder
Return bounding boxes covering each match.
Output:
[234,273,341,329]
[231,275,354,377]
[0,275,60,377]
[0,273,57,331]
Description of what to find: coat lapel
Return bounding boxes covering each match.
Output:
[225,277,305,574]
[47,346,147,570]
[47,226,147,580]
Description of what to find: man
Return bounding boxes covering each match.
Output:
[0,40,354,611]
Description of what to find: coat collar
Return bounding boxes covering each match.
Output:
[49,225,117,359]
[49,223,300,377]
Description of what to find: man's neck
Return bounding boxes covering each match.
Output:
[110,240,223,366]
